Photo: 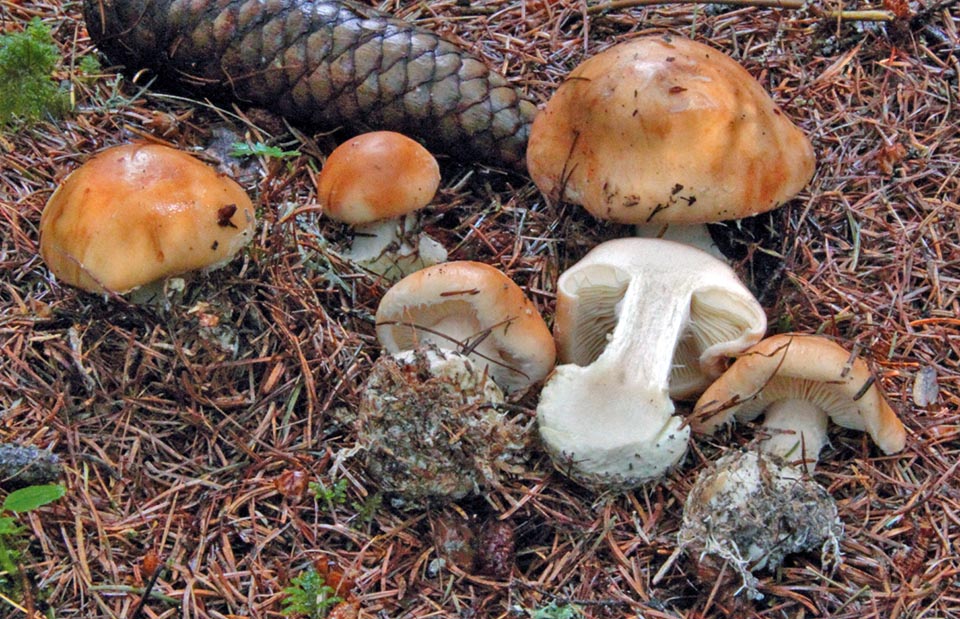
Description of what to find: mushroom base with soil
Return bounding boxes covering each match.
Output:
[356,346,528,509]
[678,450,842,600]
[338,215,448,280]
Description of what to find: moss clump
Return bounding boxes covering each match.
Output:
[0,18,69,129]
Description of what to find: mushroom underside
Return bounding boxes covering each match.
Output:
[701,377,877,434]
[559,264,766,399]
[378,301,529,387]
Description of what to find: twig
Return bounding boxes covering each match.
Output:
[587,0,897,21]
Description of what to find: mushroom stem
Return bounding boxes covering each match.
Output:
[537,265,693,485]
[758,399,829,473]
[343,215,447,279]
[346,218,404,262]
[634,223,725,261]
[604,270,689,390]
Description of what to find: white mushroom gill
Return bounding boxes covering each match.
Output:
[554,263,629,366]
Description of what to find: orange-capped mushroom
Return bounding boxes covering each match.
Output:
[40,143,256,295]
[317,131,446,279]
[691,333,906,466]
[527,36,816,226]
[375,261,555,393]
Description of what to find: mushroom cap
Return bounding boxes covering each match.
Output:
[691,333,907,454]
[375,261,556,393]
[527,35,816,225]
[318,131,441,224]
[554,238,767,399]
[39,143,256,294]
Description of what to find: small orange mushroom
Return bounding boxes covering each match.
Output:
[317,131,446,279]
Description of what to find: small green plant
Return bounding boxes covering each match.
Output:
[230,141,301,160]
[281,567,342,618]
[0,484,66,582]
[0,18,69,128]
[527,601,583,619]
[309,478,349,511]
[351,492,382,526]
[77,54,102,79]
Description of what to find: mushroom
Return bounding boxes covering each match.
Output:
[39,143,256,296]
[690,333,907,464]
[318,131,447,279]
[375,261,556,394]
[536,238,767,489]
[526,35,815,259]
[357,345,528,508]
[679,334,907,598]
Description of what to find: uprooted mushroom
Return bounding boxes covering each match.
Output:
[679,333,907,598]
[536,238,767,489]
[355,261,555,507]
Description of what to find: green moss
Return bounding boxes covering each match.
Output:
[0,18,69,129]
[77,53,101,77]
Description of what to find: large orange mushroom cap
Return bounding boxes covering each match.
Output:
[40,143,256,294]
[527,36,816,225]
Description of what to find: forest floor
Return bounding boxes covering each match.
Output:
[1,0,958,617]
